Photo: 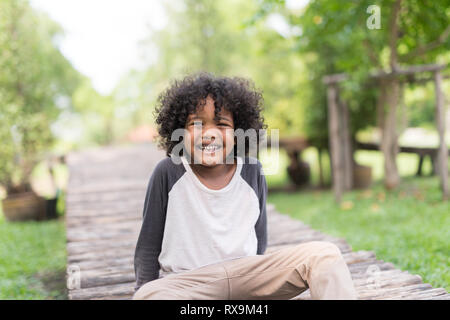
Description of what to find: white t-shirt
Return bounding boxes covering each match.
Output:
[134,154,268,290]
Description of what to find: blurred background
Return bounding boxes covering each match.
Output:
[0,0,448,299]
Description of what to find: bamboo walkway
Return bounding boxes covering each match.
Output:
[65,143,450,300]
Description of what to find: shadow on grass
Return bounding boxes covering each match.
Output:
[33,269,68,300]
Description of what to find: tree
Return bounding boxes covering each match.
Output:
[0,0,81,194]
[71,77,117,145]
[116,0,309,137]
[258,0,450,189]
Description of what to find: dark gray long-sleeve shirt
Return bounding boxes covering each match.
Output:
[134,155,268,291]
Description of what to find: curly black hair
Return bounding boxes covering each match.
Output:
[153,72,267,157]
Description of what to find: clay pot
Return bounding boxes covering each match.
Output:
[353,164,372,189]
[287,160,311,186]
[2,191,56,222]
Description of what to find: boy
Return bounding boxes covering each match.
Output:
[133,73,357,300]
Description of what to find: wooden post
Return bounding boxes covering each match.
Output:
[416,155,424,176]
[327,83,343,203]
[434,70,449,200]
[339,98,353,191]
[317,147,325,188]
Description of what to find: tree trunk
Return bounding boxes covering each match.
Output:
[379,0,402,190]
[434,70,449,200]
[339,98,353,191]
[327,83,343,203]
[317,147,325,188]
[380,78,401,189]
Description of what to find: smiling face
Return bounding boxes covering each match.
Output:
[184,96,235,166]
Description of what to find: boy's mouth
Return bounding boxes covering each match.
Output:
[196,143,222,154]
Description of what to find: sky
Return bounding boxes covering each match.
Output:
[30,0,168,95]
[30,0,309,96]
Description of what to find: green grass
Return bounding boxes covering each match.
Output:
[267,177,450,291]
[261,147,449,291]
[0,209,67,299]
[0,161,68,299]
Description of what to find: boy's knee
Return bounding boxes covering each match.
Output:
[133,280,189,300]
[315,241,341,256]
[298,241,343,261]
[133,281,166,300]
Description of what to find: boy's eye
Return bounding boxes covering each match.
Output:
[189,120,232,127]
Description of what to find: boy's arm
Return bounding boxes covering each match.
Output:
[255,162,268,255]
[133,163,168,292]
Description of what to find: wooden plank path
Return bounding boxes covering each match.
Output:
[65,143,450,300]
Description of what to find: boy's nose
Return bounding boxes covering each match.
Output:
[201,127,221,140]
[203,136,215,142]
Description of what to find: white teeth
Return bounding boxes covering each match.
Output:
[201,145,221,152]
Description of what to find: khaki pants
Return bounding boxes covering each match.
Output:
[133,241,357,300]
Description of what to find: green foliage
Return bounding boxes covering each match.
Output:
[115,0,309,136]
[243,24,308,135]
[71,77,118,145]
[404,82,437,127]
[0,0,81,193]
[257,0,450,148]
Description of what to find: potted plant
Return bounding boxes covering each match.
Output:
[0,120,61,222]
[0,0,80,221]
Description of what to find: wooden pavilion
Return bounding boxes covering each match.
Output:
[323,64,449,202]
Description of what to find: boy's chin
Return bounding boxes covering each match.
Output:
[195,155,224,166]
[191,153,234,166]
